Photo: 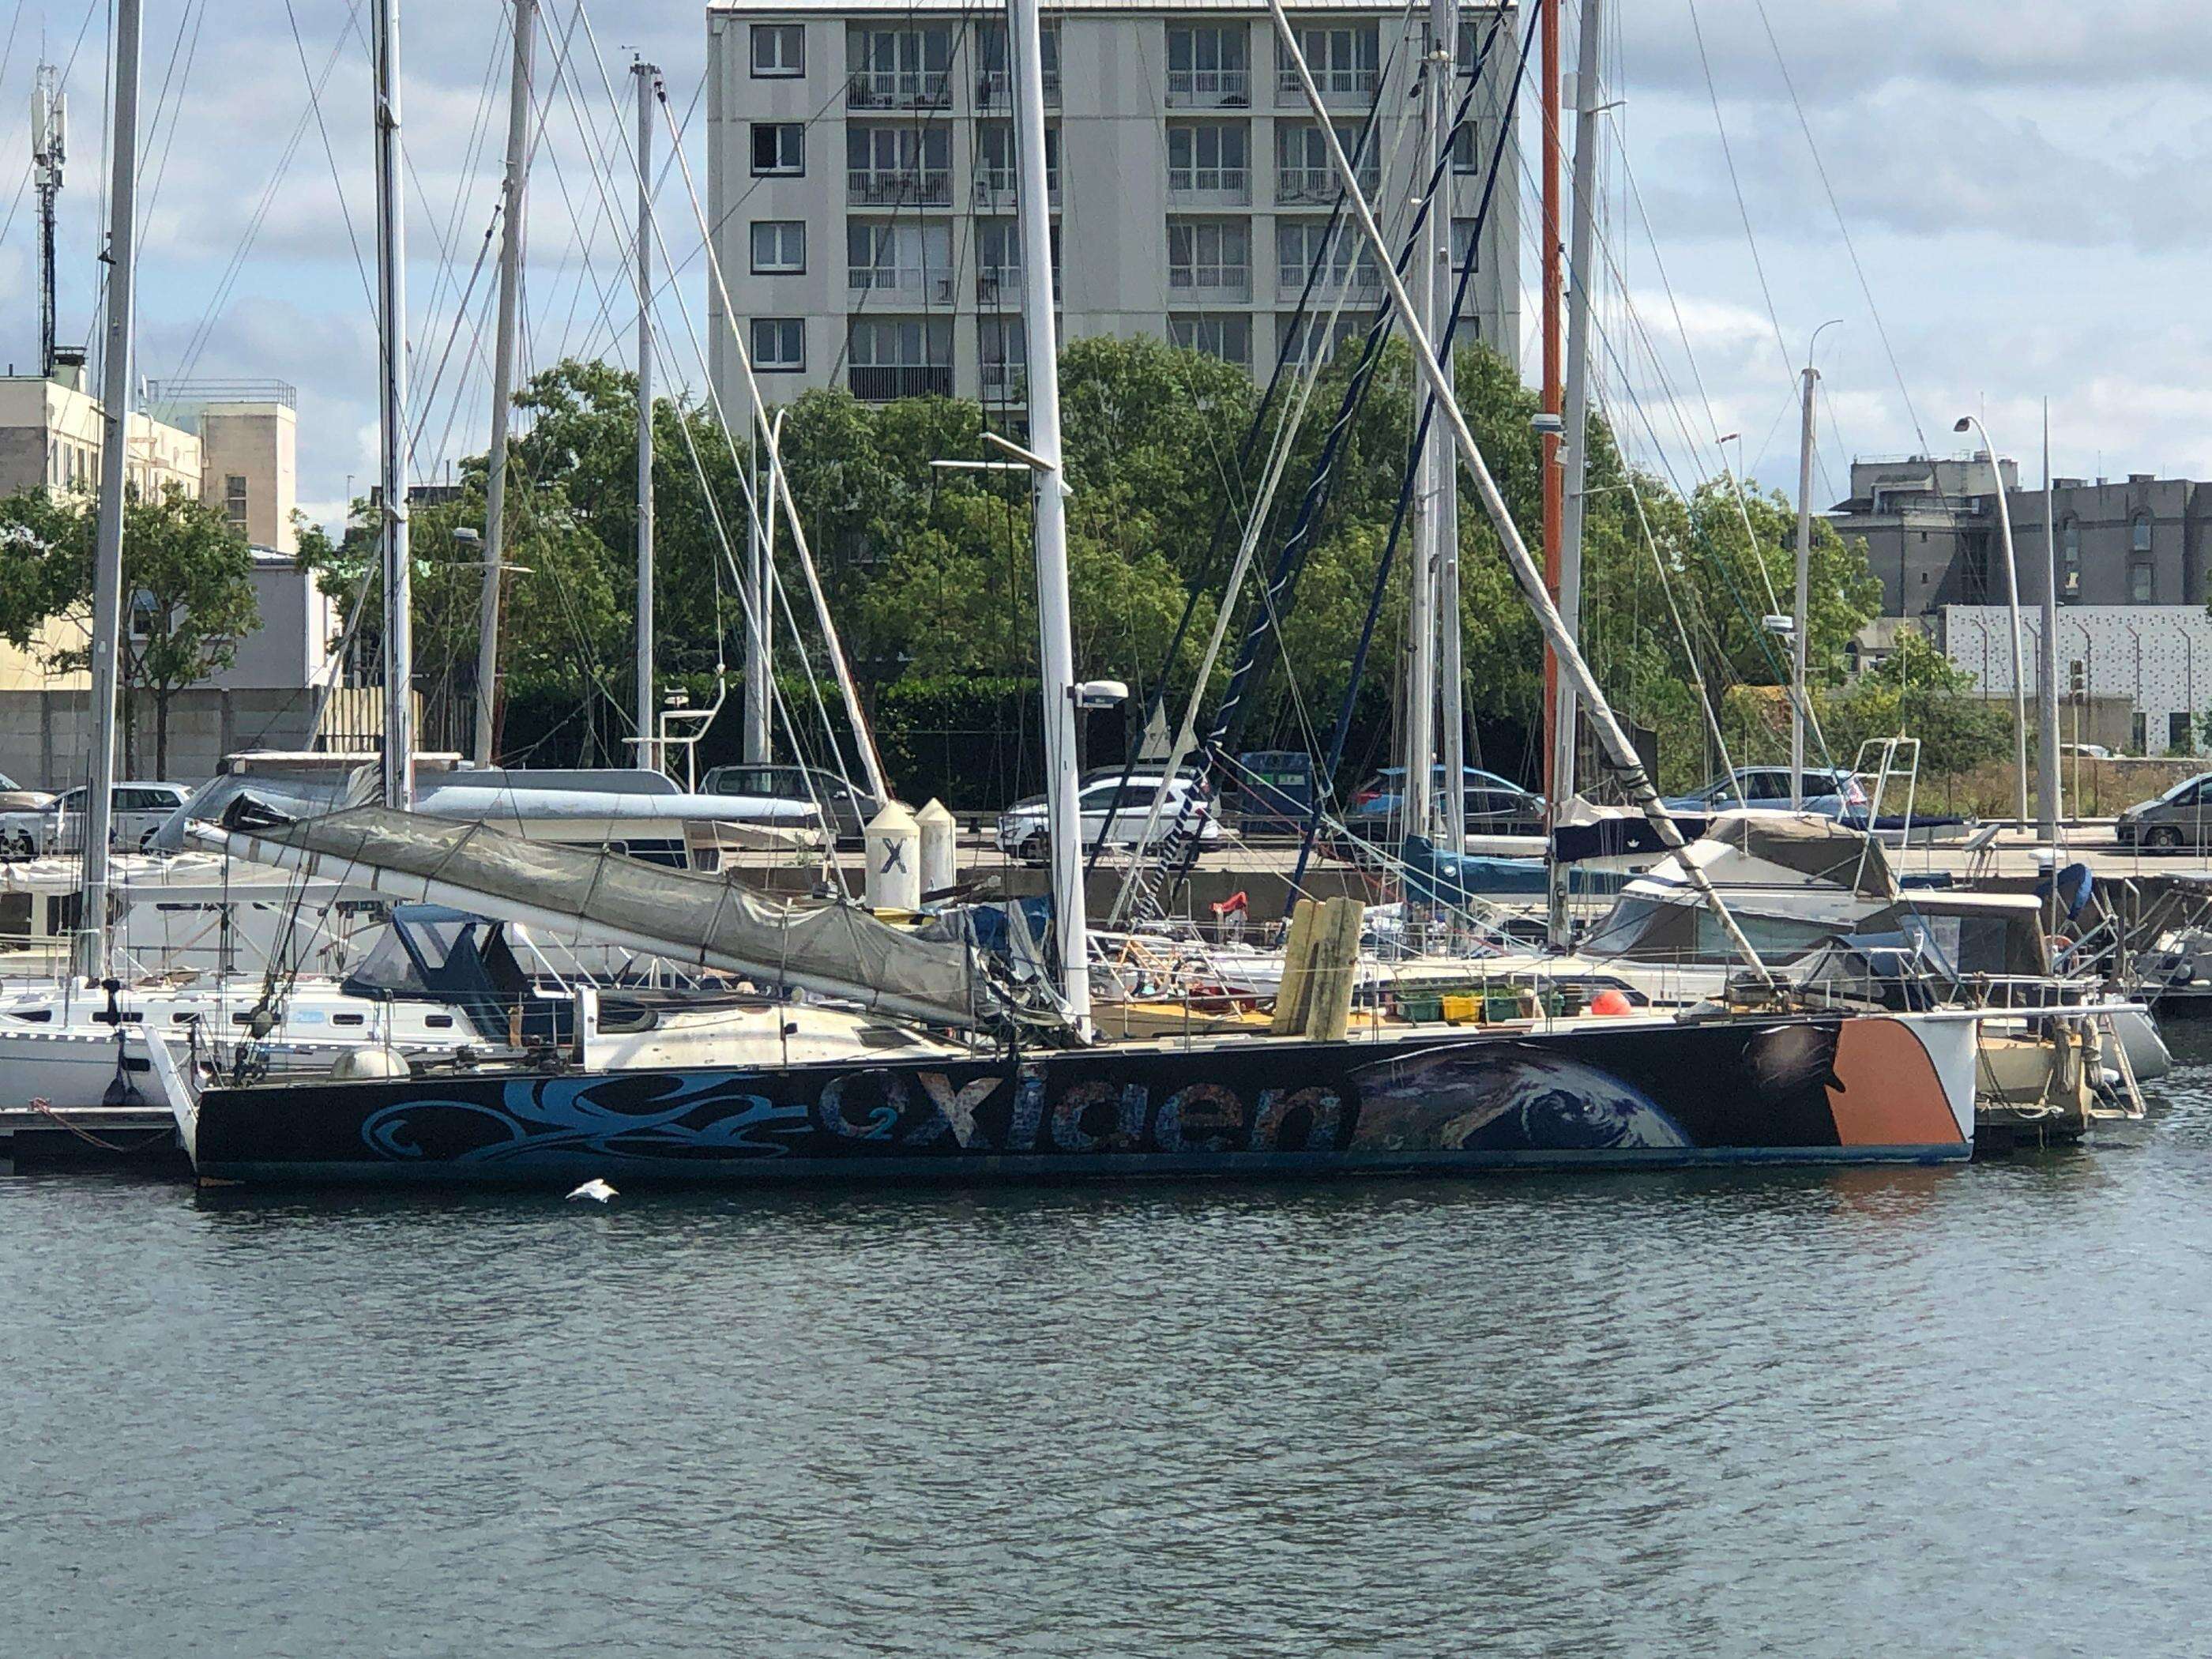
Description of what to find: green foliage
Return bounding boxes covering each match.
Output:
[0,483,260,775]
[1817,631,2011,779]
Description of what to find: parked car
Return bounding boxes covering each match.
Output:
[995,775,1223,863]
[1340,766,1546,845]
[0,771,53,814]
[0,781,193,857]
[2117,774,2212,850]
[700,763,883,848]
[1664,767,1869,817]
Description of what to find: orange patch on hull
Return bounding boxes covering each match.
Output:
[1826,1018,1966,1147]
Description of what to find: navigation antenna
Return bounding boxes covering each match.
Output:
[32,63,66,378]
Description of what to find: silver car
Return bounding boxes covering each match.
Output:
[2117,773,2212,851]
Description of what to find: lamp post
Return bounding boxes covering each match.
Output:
[1954,416,2029,823]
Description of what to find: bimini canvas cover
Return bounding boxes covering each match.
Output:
[196,807,995,1029]
[1697,813,1898,901]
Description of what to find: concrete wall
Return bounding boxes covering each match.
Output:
[1942,604,2212,754]
[0,685,333,790]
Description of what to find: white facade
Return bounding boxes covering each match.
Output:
[704,0,1522,404]
[1944,604,2212,755]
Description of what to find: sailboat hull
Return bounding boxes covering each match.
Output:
[182,1013,1977,1185]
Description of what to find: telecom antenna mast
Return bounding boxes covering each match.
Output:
[32,64,66,378]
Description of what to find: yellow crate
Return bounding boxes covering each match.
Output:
[1439,993,1481,1025]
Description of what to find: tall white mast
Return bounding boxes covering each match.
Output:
[1547,0,1601,946]
[74,0,141,982]
[1010,0,1090,1035]
[633,58,661,773]
[1431,0,1465,867]
[373,0,414,809]
[2039,401,2061,841]
[743,423,773,764]
[473,0,536,768]
[1789,363,1817,807]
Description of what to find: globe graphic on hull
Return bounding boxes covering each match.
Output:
[1348,1047,1691,1153]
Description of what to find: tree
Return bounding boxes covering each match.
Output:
[1818,630,2011,780]
[1,483,260,777]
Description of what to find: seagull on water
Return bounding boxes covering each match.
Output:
[566,1178,618,1203]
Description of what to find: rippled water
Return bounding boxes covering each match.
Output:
[8,1032,2212,1656]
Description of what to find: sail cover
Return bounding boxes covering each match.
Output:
[196,807,997,1029]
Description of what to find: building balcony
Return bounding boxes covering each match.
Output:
[848,168,953,207]
[976,265,1061,304]
[1276,165,1375,206]
[980,359,1028,399]
[849,266,959,303]
[972,166,1059,211]
[975,70,1060,108]
[846,69,952,110]
[1168,166,1251,207]
[1277,66,1379,107]
[1283,262,1380,297]
[849,364,954,401]
[1165,69,1250,108]
[1168,264,1252,303]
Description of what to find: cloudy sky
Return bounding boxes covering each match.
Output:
[0,0,2203,533]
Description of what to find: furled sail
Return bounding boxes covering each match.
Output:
[190,807,998,1029]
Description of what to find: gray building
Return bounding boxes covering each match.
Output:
[1834,453,2212,619]
[703,0,1522,408]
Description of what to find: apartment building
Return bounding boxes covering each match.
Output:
[704,0,1522,406]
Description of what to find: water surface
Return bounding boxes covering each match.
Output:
[6,1031,2212,1655]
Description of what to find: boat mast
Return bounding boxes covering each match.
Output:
[1431,0,1466,869]
[472,0,536,769]
[634,58,661,775]
[373,0,414,809]
[743,423,773,764]
[1547,0,1601,948]
[1537,0,1564,843]
[2040,400,2061,841]
[1789,362,1816,807]
[1404,17,1439,852]
[1010,0,1091,1035]
[1269,0,1775,983]
[74,0,141,983]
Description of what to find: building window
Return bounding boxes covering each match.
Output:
[2060,516,2080,596]
[847,220,954,300]
[846,123,950,205]
[1450,122,1480,173]
[1169,313,1252,369]
[1276,121,1375,204]
[845,24,953,109]
[847,318,952,401]
[1167,122,1250,201]
[2131,512,2153,553]
[1167,24,1250,107]
[1166,219,1251,300]
[1278,220,1375,294]
[751,318,804,371]
[979,316,1027,399]
[751,24,804,77]
[1450,216,1480,272]
[224,473,249,531]
[2131,559,2154,603]
[1278,23,1379,102]
[2172,712,2195,753]
[2132,712,2148,755]
[750,220,805,273]
[1279,312,1360,367]
[975,220,1059,303]
[974,122,1059,208]
[751,122,804,176]
[974,24,1059,107]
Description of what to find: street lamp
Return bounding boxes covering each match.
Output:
[1954,416,2030,823]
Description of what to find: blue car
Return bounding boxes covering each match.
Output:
[1341,766,1546,844]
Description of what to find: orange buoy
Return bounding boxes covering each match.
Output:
[1589,988,1634,1017]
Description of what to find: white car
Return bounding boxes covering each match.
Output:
[995,776,1224,863]
[0,781,192,858]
